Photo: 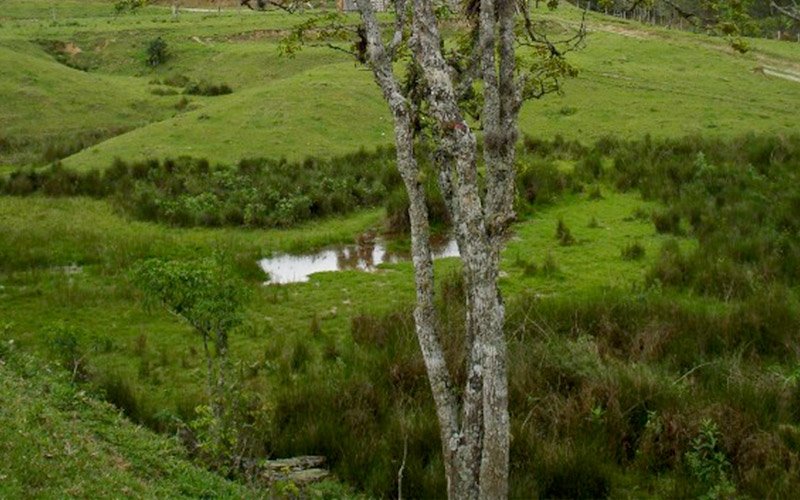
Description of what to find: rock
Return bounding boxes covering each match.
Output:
[263,455,326,472]
[262,456,330,486]
[287,468,330,486]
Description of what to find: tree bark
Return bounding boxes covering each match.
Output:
[356,0,514,496]
[355,0,463,495]
[410,0,510,497]
[772,1,800,22]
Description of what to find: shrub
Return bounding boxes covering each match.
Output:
[652,208,682,235]
[685,420,736,499]
[575,149,604,180]
[516,157,573,206]
[146,37,169,67]
[384,173,450,234]
[621,241,646,261]
[556,219,575,246]
[184,81,233,96]
[150,87,179,96]
[587,185,604,200]
[45,324,91,382]
[174,96,190,110]
[1,150,401,229]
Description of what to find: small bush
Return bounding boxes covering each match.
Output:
[685,419,736,499]
[384,174,450,234]
[652,209,682,235]
[587,185,604,200]
[146,36,169,67]
[516,158,573,206]
[174,97,190,110]
[556,219,575,246]
[150,87,178,96]
[576,150,604,180]
[183,81,233,96]
[622,241,646,261]
[45,324,91,381]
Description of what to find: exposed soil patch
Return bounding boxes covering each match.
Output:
[216,28,292,42]
[595,23,652,40]
[61,42,82,56]
[757,65,800,83]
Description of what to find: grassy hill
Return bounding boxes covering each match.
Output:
[0,42,171,166]
[1,1,799,169]
[0,348,256,498]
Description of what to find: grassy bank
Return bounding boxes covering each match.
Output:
[0,346,259,498]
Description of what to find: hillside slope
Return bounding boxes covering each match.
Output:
[1,3,799,169]
[63,62,393,169]
[66,6,800,169]
[0,42,171,165]
[0,348,257,498]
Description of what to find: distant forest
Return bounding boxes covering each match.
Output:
[572,0,800,39]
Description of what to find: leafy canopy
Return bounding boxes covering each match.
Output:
[132,258,249,338]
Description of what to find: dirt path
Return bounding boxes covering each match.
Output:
[760,65,800,83]
[594,24,652,40]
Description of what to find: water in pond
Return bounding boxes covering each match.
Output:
[259,236,459,284]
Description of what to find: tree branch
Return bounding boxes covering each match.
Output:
[772,0,800,22]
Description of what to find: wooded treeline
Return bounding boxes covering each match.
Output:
[572,0,800,39]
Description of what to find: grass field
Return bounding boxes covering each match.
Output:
[1,0,800,497]
[1,1,799,168]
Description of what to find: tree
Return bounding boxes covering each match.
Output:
[285,1,581,497]
[241,0,303,12]
[132,258,248,430]
[584,0,799,43]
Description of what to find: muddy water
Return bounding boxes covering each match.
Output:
[259,237,459,284]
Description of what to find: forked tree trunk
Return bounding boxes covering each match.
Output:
[355,0,517,497]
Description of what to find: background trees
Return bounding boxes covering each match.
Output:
[579,0,800,41]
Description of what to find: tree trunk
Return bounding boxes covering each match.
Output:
[356,0,514,496]
[355,0,464,495]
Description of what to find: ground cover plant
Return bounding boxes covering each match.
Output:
[0,150,398,227]
[0,342,261,498]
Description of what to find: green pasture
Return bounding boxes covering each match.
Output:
[1,1,799,169]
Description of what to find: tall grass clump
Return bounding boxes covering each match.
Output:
[264,285,799,497]
[183,80,233,96]
[560,133,800,299]
[515,156,577,207]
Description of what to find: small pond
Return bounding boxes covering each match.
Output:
[259,236,459,284]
